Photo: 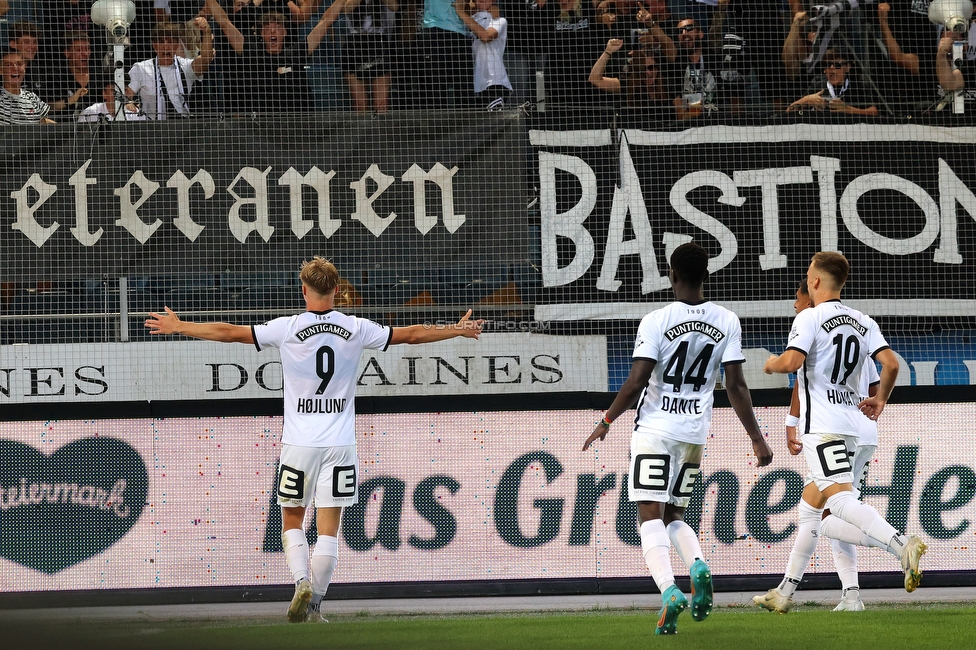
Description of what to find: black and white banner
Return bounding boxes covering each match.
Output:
[533,124,976,320]
[0,115,530,281]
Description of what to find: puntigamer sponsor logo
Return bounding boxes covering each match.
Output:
[664,321,726,343]
[0,438,148,574]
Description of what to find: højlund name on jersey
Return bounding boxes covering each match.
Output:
[826,388,863,406]
[821,315,867,336]
[297,398,347,414]
[296,323,352,342]
[661,396,702,414]
[664,321,725,343]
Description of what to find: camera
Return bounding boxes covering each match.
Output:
[808,0,858,26]
[91,1,137,44]
[929,0,974,36]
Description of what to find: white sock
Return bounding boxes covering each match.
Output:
[282,528,309,583]
[820,514,894,551]
[640,520,675,596]
[780,500,822,597]
[831,537,859,591]
[310,535,338,603]
[824,492,904,560]
[666,520,702,570]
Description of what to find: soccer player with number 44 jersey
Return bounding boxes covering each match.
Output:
[583,242,774,636]
[146,258,483,623]
[756,252,927,614]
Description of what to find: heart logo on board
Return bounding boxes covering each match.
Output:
[0,437,148,574]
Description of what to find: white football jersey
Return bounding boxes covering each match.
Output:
[787,300,890,437]
[253,310,392,447]
[632,300,746,444]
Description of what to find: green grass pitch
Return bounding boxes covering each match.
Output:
[4,602,975,650]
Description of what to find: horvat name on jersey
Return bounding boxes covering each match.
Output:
[825,389,863,407]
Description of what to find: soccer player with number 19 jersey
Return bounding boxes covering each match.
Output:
[583,242,774,635]
[756,252,927,614]
[146,258,483,623]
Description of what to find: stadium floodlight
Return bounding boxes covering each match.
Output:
[928,0,974,36]
[91,0,137,44]
[91,1,137,121]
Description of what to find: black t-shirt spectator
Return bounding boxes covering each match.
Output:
[241,37,313,113]
[539,0,603,107]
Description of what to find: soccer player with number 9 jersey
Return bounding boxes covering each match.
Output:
[146,258,483,623]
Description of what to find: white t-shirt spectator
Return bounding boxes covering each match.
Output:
[79,102,148,122]
[128,56,202,119]
[472,12,511,93]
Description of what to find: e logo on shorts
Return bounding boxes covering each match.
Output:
[277,464,305,500]
[333,465,357,498]
[816,440,852,477]
[673,463,701,498]
[634,454,670,491]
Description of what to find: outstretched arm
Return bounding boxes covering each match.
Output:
[390,309,484,344]
[582,359,654,451]
[206,0,244,55]
[937,35,965,92]
[190,16,217,76]
[782,11,809,80]
[145,306,254,344]
[724,363,774,467]
[589,39,623,92]
[308,0,345,54]
[877,3,919,75]
[455,0,499,42]
[289,0,325,22]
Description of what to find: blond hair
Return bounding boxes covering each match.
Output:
[811,251,850,289]
[300,257,340,297]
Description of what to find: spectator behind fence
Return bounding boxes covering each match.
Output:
[204,0,254,114]
[539,0,603,109]
[589,37,674,112]
[672,15,719,119]
[422,0,475,107]
[704,0,743,114]
[216,9,319,114]
[455,0,512,109]
[496,0,545,107]
[787,48,878,117]
[781,9,816,99]
[0,50,54,124]
[6,20,44,98]
[342,0,398,113]
[79,75,148,122]
[632,0,677,62]
[126,19,215,119]
[43,30,95,119]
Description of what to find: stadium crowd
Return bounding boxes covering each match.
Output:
[1,0,974,123]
